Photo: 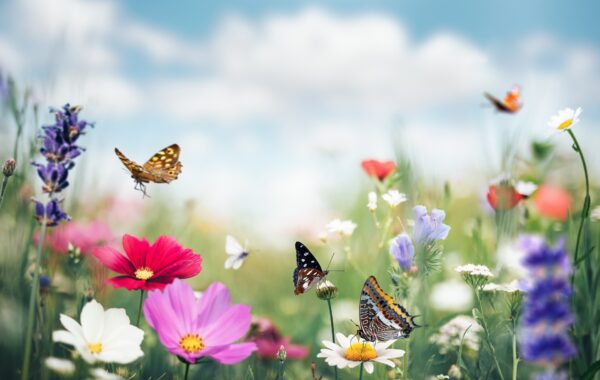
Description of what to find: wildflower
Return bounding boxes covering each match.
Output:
[367,191,377,211]
[317,333,404,374]
[52,300,144,364]
[547,107,582,131]
[33,199,70,226]
[389,233,414,271]
[533,185,571,221]
[519,236,576,368]
[429,280,473,312]
[2,158,15,177]
[325,219,357,236]
[246,317,308,360]
[43,220,113,255]
[515,181,537,197]
[143,279,257,364]
[429,315,482,354]
[316,280,338,300]
[591,206,600,222]
[456,264,493,288]
[482,280,524,293]
[44,357,75,375]
[361,159,396,181]
[382,190,407,207]
[487,183,524,211]
[413,205,450,245]
[93,234,201,291]
[33,162,70,193]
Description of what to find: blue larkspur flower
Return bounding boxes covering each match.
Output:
[519,235,576,370]
[33,162,70,193]
[33,199,70,226]
[412,205,450,245]
[390,233,414,271]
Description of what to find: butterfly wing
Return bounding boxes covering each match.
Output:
[502,86,522,113]
[484,93,511,112]
[226,235,245,255]
[142,144,182,183]
[115,148,150,182]
[359,276,380,342]
[293,241,325,295]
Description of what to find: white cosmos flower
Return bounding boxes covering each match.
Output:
[515,181,537,197]
[89,368,125,380]
[326,219,357,236]
[52,300,144,364]
[367,191,378,211]
[547,107,582,131]
[317,333,404,374]
[44,357,75,375]
[381,190,407,207]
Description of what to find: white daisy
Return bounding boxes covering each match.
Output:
[381,190,407,208]
[367,191,378,211]
[326,219,357,236]
[317,333,404,374]
[52,300,144,364]
[44,357,75,375]
[547,107,582,131]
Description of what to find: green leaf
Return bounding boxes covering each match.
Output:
[245,366,255,380]
[575,246,595,267]
[581,360,600,380]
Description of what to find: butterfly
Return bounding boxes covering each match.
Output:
[293,241,329,295]
[357,276,418,342]
[484,85,522,113]
[225,235,250,270]
[114,144,182,197]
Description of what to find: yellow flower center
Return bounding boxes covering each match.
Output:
[558,118,573,130]
[179,334,205,354]
[343,342,377,361]
[134,267,154,280]
[88,342,103,354]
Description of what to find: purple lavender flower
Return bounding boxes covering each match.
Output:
[519,235,576,370]
[33,162,69,193]
[390,233,414,271]
[533,370,569,380]
[33,199,70,226]
[412,205,450,245]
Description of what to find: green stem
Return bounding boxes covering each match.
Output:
[359,362,364,380]
[475,290,505,380]
[326,299,338,380]
[21,221,48,380]
[567,129,591,266]
[0,176,10,211]
[183,362,190,380]
[402,338,410,380]
[511,320,519,380]
[276,360,285,380]
[136,290,145,327]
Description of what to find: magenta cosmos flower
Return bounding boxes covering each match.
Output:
[93,234,202,291]
[143,279,257,364]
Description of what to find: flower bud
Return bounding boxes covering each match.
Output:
[277,345,287,361]
[316,280,338,300]
[3,158,16,177]
[448,364,462,379]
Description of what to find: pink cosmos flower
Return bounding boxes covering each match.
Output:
[93,234,202,291]
[42,220,113,254]
[246,317,308,360]
[143,279,257,364]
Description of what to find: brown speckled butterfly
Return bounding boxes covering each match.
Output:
[115,144,182,197]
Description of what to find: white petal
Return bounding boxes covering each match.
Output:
[81,300,105,343]
[375,339,396,350]
[377,348,405,359]
[336,333,350,348]
[323,340,342,351]
[98,345,144,364]
[58,314,86,345]
[52,330,77,346]
[574,107,582,119]
[364,361,374,373]
[347,361,362,368]
[373,358,396,367]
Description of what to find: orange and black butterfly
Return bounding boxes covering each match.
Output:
[115,144,182,197]
[358,276,418,341]
[484,85,522,113]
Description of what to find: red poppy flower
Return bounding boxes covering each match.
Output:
[93,234,202,291]
[534,184,571,221]
[487,184,525,211]
[361,159,396,181]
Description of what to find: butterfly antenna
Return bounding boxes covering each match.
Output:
[411,315,425,328]
[324,252,335,272]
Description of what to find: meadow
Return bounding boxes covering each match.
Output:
[0,74,599,380]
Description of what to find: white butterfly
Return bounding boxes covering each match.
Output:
[225,235,250,270]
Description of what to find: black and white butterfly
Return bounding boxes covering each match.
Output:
[293,241,329,295]
[358,276,418,341]
[224,235,249,270]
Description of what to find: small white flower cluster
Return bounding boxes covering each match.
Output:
[455,264,494,278]
[367,191,378,211]
[429,315,482,354]
[482,280,523,293]
[382,190,407,207]
[325,219,357,237]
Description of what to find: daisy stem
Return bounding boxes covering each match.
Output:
[21,221,48,380]
[136,290,145,327]
[566,129,591,269]
[474,290,505,380]
[402,339,410,380]
[359,362,364,380]
[183,362,190,380]
[326,299,338,380]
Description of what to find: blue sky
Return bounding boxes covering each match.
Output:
[1,0,599,240]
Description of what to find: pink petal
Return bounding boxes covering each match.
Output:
[195,282,231,328]
[207,343,257,364]
[153,250,202,279]
[93,246,135,276]
[202,304,252,346]
[122,234,150,268]
[143,286,186,349]
[106,277,146,291]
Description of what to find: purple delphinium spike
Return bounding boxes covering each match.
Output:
[33,162,69,193]
[389,233,414,271]
[519,235,576,377]
[33,199,70,226]
[412,205,451,245]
